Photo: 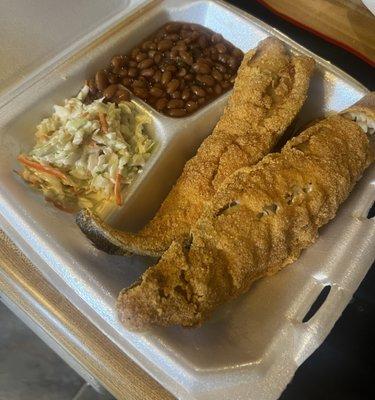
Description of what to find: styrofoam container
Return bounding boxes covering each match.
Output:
[0,1,374,399]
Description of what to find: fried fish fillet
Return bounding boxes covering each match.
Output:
[117,95,375,330]
[77,37,315,257]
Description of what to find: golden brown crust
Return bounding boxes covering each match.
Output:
[117,114,374,330]
[77,37,315,257]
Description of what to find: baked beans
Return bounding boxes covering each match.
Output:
[86,22,243,117]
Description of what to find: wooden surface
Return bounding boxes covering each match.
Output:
[0,230,174,400]
[259,0,375,64]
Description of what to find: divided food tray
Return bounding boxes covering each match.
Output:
[0,1,374,399]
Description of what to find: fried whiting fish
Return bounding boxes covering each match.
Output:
[117,94,375,330]
[77,37,315,257]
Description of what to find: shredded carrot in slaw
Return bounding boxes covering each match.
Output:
[45,197,75,213]
[99,112,108,133]
[114,171,123,206]
[17,154,68,181]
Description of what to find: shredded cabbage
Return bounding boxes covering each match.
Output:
[19,86,155,212]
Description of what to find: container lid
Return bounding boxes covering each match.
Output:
[0,0,145,102]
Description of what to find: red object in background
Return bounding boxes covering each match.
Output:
[255,0,375,67]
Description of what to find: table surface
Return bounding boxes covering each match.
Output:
[229,0,374,89]
[254,0,375,65]
[0,1,374,400]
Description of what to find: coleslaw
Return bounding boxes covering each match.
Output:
[18,86,155,212]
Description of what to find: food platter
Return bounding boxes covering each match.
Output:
[0,1,374,399]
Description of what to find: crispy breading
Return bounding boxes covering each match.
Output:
[76,37,315,257]
[117,111,374,330]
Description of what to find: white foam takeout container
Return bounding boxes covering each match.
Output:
[0,1,374,399]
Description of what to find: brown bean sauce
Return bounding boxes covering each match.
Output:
[85,22,244,117]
